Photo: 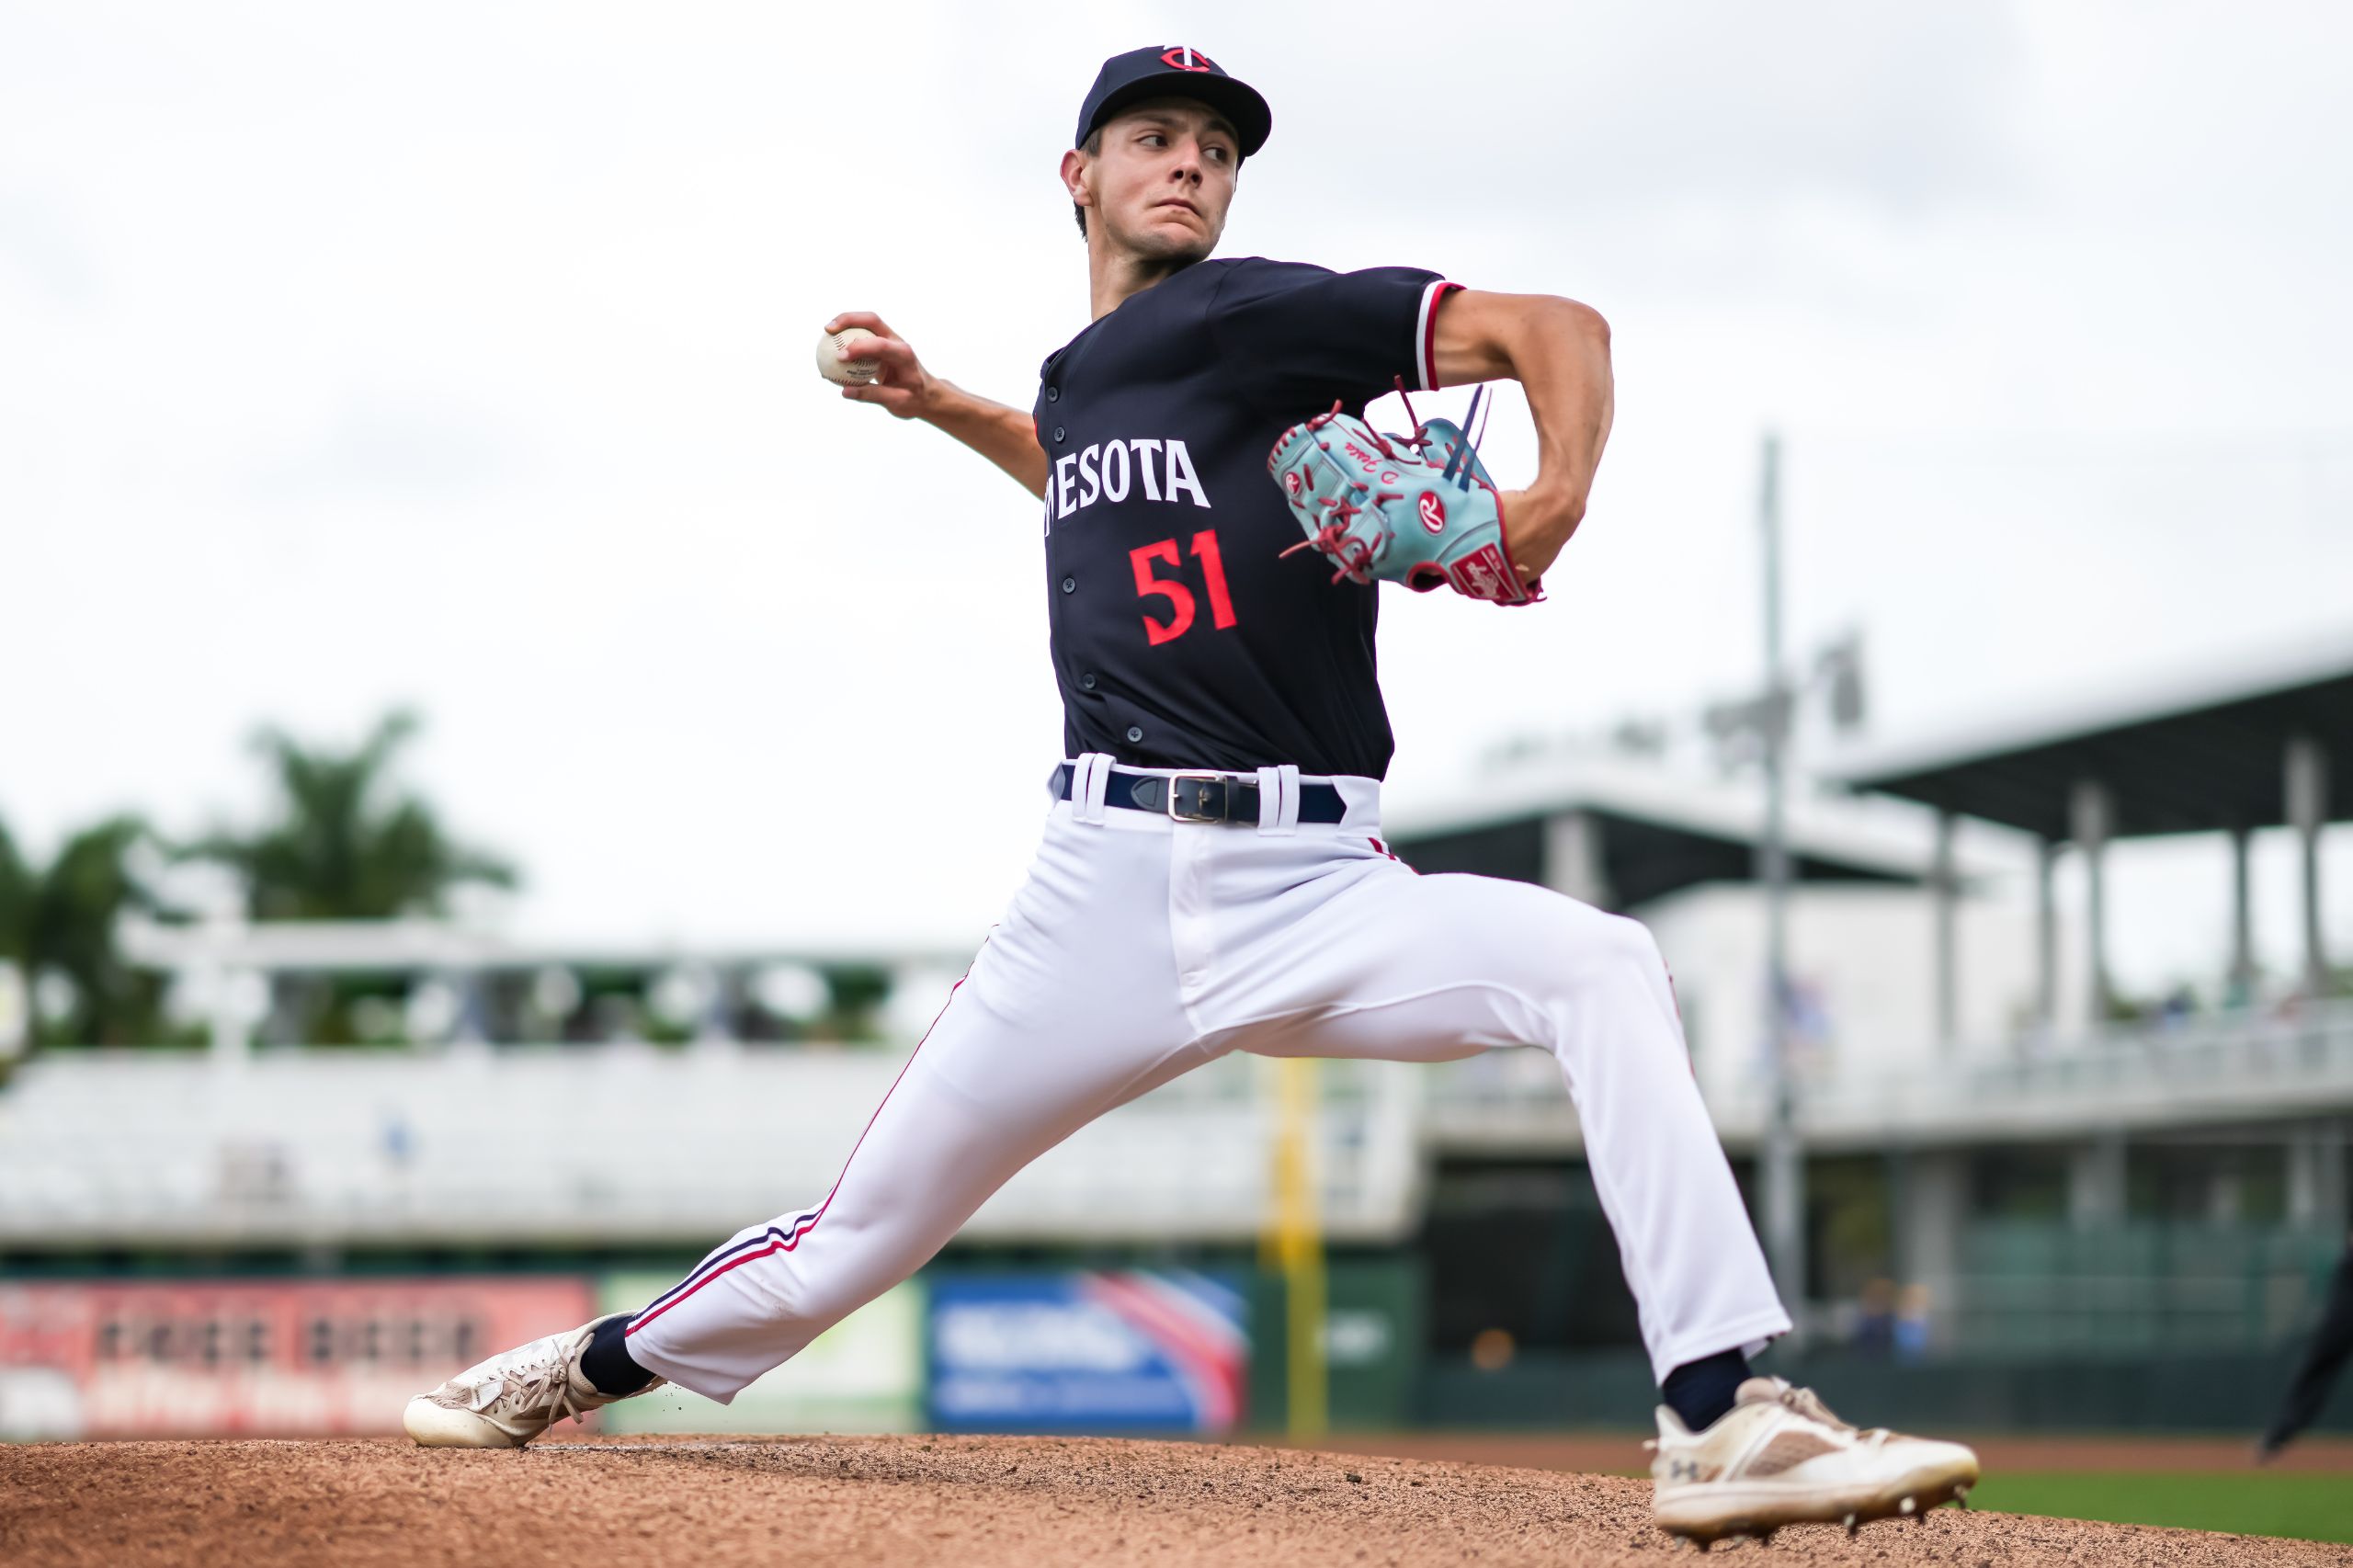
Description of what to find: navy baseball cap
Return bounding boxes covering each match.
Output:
[1074,45,1272,158]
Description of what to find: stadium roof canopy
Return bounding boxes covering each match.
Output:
[1384,754,2010,913]
[1822,627,2353,841]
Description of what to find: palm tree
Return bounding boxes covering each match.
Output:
[188,710,517,920]
[0,814,172,1047]
[0,820,28,957]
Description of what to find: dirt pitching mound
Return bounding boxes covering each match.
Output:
[5,1433,2343,1567]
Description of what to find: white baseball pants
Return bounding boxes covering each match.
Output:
[623,757,1790,1397]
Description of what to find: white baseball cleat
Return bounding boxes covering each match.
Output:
[1649,1377,1979,1548]
[404,1316,664,1449]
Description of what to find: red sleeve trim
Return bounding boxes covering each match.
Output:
[1415,280,1463,391]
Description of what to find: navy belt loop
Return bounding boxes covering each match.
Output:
[1255,765,1302,835]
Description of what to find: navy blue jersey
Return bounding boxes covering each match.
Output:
[1036,257,1455,780]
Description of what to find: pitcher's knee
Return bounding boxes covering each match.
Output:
[1547,897,1655,965]
[1430,875,1677,1017]
[1608,911,1668,971]
[1527,903,1671,1002]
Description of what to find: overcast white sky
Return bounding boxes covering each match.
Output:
[4,1,2349,987]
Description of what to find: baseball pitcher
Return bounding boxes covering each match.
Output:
[405,45,1980,1547]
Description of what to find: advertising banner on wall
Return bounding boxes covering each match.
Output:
[0,1277,592,1439]
[596,1272,925,1434]
[927,1270,1247,1434]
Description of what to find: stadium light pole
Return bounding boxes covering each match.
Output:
[1757,430,1807,1333]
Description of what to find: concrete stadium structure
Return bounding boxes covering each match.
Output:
[1,635,2346,1377]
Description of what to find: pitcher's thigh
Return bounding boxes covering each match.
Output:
[1231,869,1677,1062]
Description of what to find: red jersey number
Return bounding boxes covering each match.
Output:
[1130,529,1239,646]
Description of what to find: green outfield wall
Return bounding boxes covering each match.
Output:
[1418,1344,2353,1435]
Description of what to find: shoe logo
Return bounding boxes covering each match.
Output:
[1665,1459,1706,1483]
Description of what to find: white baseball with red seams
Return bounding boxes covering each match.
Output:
[620,755,1790,1402]
[815,325,881,386]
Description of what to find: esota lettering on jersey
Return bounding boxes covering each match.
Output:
[1047,437,1211,529]
[1033,257,1456,776]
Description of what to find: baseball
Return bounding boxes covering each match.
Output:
[816,325,881,386]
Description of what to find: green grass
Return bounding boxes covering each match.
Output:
[1967,1471,2353,1545]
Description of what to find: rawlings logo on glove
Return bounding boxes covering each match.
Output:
[1266,390,1540,607]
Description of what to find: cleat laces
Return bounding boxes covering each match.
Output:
[1772,1381,1890,1446]
[449,1341,585,1427]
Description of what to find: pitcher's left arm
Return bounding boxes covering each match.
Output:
[1429,290,1614,583]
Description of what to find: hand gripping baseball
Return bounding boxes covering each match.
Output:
[820,312,937,419]
[1267,396,1540,607]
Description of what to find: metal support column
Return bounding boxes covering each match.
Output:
[2035,836,2060,1035]
[1756,430,1806,1321]
[450,969,490,1047]
[2285,1124,2346,1232]
[1932,809,1959,1051]
[1542,810,1614,910]
[2286,735,2330,995]
[2289,1127,2325,1227]
[2071,779,2114,1026]
[208,965,254,1070]
[2229,824,2256,1006]
[2320,1125,2349,1233]
[1892,1149,1968,1355]
[693,964,740,1050]
[2068,1131,2128,1228]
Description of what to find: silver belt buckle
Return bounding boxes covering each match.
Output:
[1165,771,1229,824]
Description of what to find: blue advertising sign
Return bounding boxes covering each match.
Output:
[926,1270,1247,1434]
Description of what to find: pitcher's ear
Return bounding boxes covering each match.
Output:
[1062,149,1097,239]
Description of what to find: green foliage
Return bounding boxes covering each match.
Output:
[1967,1471,2353,1545]
[0,709,519,1053]
[0,814,176,1048]
[186,709,516,921]
[813,963,892,1042]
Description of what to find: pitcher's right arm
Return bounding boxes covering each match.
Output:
[826,311,1049,500]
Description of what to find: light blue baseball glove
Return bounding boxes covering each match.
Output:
[1267,398,1540,606]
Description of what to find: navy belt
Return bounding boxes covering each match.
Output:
[1052,764,1347,825]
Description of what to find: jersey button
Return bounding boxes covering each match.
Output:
[1060,576,1076,594]
[1045,387,1060,403]
[1125,726,1143,744]
[1080,672,1097,690]
[1051,426,1066,442]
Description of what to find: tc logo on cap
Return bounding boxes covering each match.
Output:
[1160,46,1217,72]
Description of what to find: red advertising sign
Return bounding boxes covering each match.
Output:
[0,1277,592,1438]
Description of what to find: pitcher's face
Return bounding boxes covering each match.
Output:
[1070,99,1239,263]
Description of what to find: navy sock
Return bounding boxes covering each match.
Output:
[580,1313,654,1397]
[1661,1347,1751,1432]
